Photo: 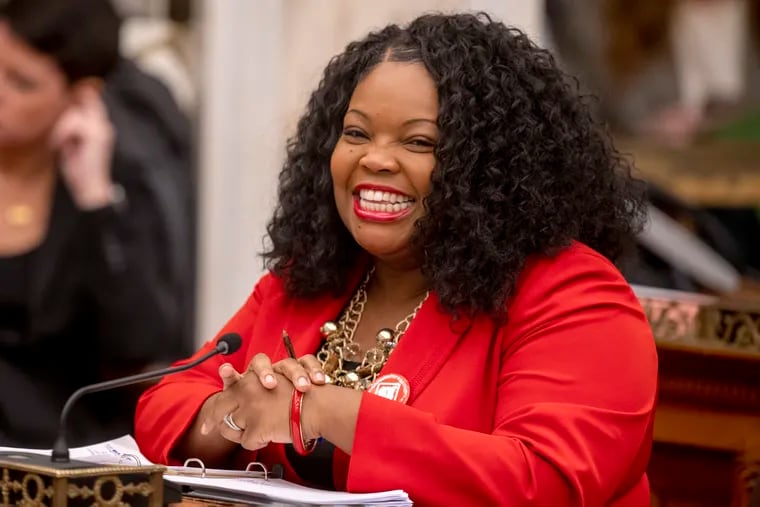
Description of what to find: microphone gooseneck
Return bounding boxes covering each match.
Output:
[51,333,242,463]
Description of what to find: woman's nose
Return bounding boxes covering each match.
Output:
[359,143,400,173]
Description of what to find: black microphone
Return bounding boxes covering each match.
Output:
[50,332,242,463]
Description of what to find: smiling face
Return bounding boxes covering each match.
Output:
[0,22,71,149]
[330,60,439,265]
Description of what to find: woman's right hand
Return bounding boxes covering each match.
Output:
[174,363,245,467]
[194,362,246,436]
[245,353,326,392]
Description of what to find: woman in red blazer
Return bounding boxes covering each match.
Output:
[135,13,657,506]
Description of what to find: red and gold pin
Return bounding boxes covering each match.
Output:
[367,373,410,404]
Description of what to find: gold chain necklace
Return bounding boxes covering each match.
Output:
[316,269,429,390]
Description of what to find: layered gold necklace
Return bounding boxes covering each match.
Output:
[317,269,429,390]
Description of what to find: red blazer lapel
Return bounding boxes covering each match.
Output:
[267,263,370,361]
[380,293,471,404]
[278,295,345,359]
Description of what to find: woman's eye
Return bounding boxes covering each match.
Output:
[342,128,367,139]
[7,71,38,92]
[407,138,436,148]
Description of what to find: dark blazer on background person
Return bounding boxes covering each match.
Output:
[0,164,178,447]
[0,61,195,448]
[104,58,197,356]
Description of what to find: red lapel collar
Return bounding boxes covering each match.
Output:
[380,292,471,403]
[275,261,370,360]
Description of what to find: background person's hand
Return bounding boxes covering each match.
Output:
[50,85,116,210]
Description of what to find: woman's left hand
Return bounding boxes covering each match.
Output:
[50,85,116,210]
[200,367,297,450]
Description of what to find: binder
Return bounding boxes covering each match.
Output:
[166,457,284,481]
[113,451,285,481]
[137,456,412,506]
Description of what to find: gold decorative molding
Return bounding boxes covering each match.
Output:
[0,468,55,507]
[0,456,165,507]
[64,475,156,506]
[635,286,760,356]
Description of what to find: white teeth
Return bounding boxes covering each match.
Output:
[359,198,413,213]
[358,188,413,204]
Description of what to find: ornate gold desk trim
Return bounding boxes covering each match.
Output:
[635,285,760,357]
[0,457,165,507]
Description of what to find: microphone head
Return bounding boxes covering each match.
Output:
[217,333,242,355]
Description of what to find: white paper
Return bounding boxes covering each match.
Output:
[70,434,152,466]
[0,435,150,466]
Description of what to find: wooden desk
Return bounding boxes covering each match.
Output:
[618,139,760,207]
[638,287,760,507]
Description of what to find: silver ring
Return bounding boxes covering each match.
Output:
[223,412,243,432]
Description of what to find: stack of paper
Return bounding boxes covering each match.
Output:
[170,474,411,506]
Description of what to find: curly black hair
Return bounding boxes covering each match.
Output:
[264,12,646,319]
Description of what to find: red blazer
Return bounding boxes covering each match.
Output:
[135,242,658,507]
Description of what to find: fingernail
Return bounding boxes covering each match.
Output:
[297,377,309,387]
[314,372,325,382]
[200,423,209,435]
[264,374,275,385]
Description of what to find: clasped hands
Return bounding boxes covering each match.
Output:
[200,353,326,450]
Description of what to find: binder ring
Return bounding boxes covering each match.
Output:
[177,458,272,480]
[245,462,268,480]
[183,458,207,477]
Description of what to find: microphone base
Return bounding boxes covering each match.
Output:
[0,452,171,506]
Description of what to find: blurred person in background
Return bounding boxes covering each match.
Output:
[0,0,194,447]
[546,0,760,147]
[547,0,760,292]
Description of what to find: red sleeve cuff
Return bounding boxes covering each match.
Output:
[135,382,220,465]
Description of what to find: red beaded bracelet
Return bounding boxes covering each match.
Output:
[290,389,317,456]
